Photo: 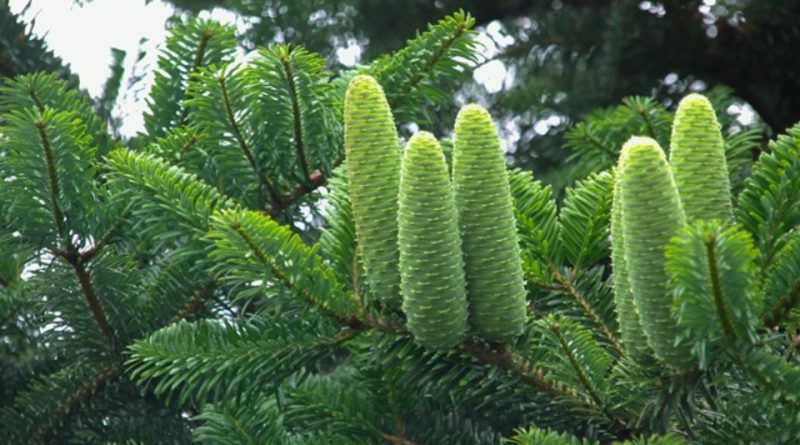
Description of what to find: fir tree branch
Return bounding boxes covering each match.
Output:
[178,131,200,157]
[171,283,216,323]
[460,337,633,433]
[278,49,311,180]
[527,277,561,291]
[554,270,624,355]
[176,30,211,125]
[549,322,605,408]
[67,253,117,351]
[30,281,225,442]
[579,127,616,161]
[636,104,657,139]
[347,316,586,408]
[34,119,65,238]
[35,362,122,445]
[705,236,738,342]
[764,278,800,329]
[217,74,283,207]
[229,220,348,324]
[735,350,800,411]
[461,339,579,402]
[80,212,129,262]
[387,17,470,110]
[547,321,627,431]
[229,241,617,419]
[49,240,118,350]
[267,169,325,217]
[27,87,45,113]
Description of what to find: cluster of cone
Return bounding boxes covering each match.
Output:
[343,73,730,358]
[613,94,732,368]
[344,75,526,350]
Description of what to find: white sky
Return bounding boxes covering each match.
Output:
[10,0,174,135]
[10,0,173,98]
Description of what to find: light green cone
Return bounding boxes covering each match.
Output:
[344,75,402,306]
[619,137,691,368]
[611,165,649,356]
[399,132,468,350]
[452,104,526,342]
[669,93,733,222]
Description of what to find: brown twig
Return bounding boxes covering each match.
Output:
[80,213,129,262]
[171,284,216,323]
[278,49,311,180]
[462,339,568,396]
[176,30,211,126]
[267,170,326,217]
[705,237,738,341]
[217,74,283,207]
[34,119,65,238]
[37,362,122,445]
[57,251,118,351]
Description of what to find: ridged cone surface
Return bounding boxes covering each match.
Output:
[669,93,733,222]
[344,75,402,305]
[611,166,649,355]
[452,104,527,342]
[619,137,691,368]
[399,132,468,350]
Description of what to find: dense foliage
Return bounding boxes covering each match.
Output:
[1,9,800,445]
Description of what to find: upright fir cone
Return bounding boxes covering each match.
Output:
[618,136,692,368]
[399,132,468,350]
[344,75,402,306]
[452,104,526,342]
[611,164,649,356]
[669,93,733,222]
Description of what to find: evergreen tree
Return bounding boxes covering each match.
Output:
[2,10,800,445]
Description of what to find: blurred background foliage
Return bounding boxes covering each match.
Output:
[2,0,798,189]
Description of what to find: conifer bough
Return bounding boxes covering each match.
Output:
[452,104,526,342]
[618,137,692,368]
[399,131,468,350]
[669,93,733,222]
[344,75,402,306]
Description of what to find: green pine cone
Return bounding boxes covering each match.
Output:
[452,104,526,342]
[344,75,402,306]
[619,137,691,368]
[669,93,733,222]
[399,131,468,350]
[611,166,649,355]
